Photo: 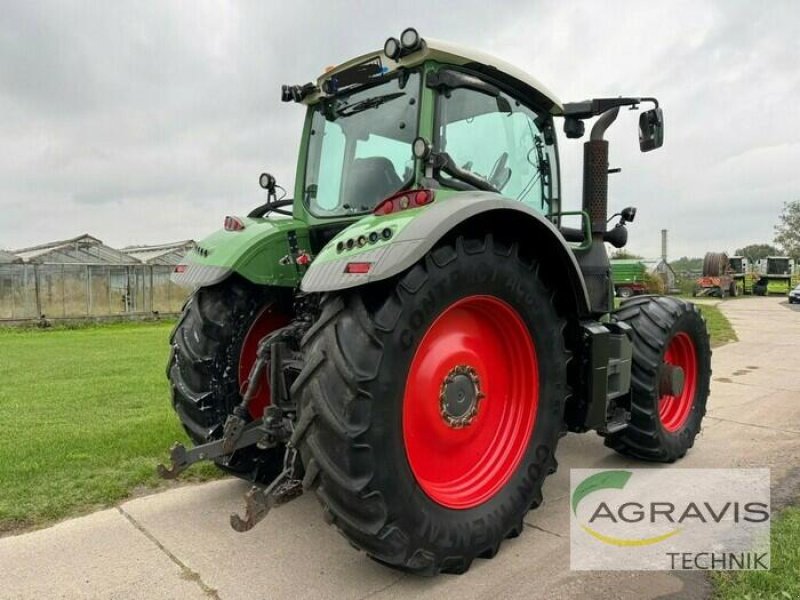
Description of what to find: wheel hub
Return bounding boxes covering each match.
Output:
[660,364,685,397]
[439,365,484,428]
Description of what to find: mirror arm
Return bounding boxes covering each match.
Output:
[563,96,659,119]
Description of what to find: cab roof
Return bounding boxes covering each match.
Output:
[315,38,563,115]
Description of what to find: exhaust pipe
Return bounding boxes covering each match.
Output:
[578,106,620,315]
[583,107,619,236]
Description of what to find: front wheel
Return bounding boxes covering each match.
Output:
[617,286,635,299]
[605,296,711,462]
[293,235,569,575]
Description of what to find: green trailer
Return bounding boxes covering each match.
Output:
[610,259,648,298]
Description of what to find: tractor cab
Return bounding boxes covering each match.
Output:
[286,31,564,224]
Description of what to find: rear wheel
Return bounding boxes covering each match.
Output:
[293,236,569,574]
[168,278,289,481]
[605,296,711,462]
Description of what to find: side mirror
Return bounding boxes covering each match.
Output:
[639,107,664,152]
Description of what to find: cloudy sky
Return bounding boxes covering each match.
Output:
[1,1,798,259]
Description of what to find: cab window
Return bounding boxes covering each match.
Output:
[437,85,554,212]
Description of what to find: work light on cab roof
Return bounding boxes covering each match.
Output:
[159,27,709,579]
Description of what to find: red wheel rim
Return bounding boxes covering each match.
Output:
[659,332,698,432]
[402,295,538,509]
[239,305,290,419]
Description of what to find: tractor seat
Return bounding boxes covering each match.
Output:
[343,157,403,210]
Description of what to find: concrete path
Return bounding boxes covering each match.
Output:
[2,297,799,599]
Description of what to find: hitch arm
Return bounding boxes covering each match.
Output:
[156,419,264,479]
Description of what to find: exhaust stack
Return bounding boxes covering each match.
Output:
[582,107,619,236]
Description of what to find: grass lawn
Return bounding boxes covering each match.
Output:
[697,303,738,347]
[713,507,800,599]
[0,321,217,534]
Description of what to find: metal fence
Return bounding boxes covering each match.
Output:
[0,264,188,321]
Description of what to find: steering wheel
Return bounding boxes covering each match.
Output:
[488,152,511,190]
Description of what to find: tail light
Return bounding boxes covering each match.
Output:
[373,189,434,216]
[344,262,372,274]
[224,216,246,232]
[174,264,187,273]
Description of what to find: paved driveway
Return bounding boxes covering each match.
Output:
[3,297,799,599]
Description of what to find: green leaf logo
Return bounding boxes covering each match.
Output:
[572,470,681,547]
[572,470,632,516]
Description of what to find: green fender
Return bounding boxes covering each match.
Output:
[172,216,312,288]
[301,191,591,316]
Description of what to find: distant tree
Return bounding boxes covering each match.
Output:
[611,250,643,260]
[774,200,800,260]
[734,243,779,262]
[645,271,665,294]
[670,256,703,274]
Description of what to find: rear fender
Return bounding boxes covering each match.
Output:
[301,192,591,317]
[172,217,311,289]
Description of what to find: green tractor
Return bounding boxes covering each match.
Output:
[159,29,711,575]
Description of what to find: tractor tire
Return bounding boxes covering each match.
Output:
[605,296,711,462]
[168,278,289,482]
[729,281,738,297]
[292,235,569,575]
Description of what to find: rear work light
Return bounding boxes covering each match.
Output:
[373,189,434,216]
[344,262,372,274]
[224,216,246,232]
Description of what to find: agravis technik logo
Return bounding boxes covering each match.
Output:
[569,469,770,571]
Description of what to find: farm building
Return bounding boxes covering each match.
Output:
[0,249,21,264]
[122,240,195,265]
[641,258,678,292]
[14,234,136,265]
[0,234,189,322]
